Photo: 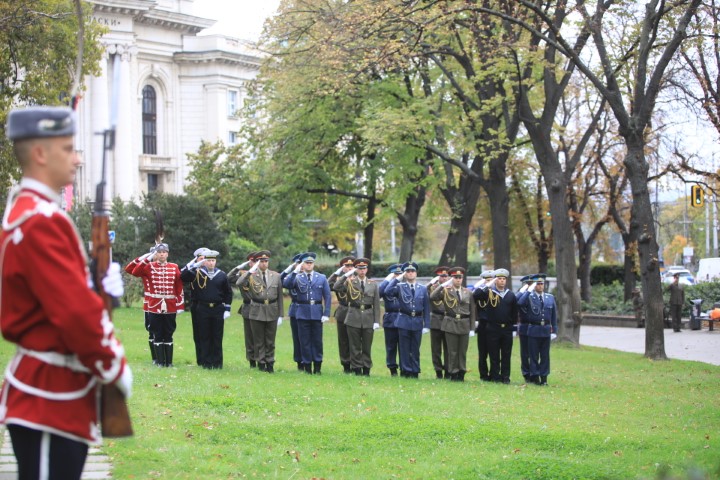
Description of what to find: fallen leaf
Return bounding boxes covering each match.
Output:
[219,384,230,389]
[409,458,416,464]
[614,451,622,457]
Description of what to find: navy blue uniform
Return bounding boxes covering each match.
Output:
[517,290,557,383]
[281,269,302,367]
[379,278,402,374]
[283,270,332,367]
[472,286,518,383]
[384,279,430,377]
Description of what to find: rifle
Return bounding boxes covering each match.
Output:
[89,53,133,438]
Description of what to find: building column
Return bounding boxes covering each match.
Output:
[112,45,135,202]
[89,53,109,204]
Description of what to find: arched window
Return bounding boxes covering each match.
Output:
[142,85,157,154]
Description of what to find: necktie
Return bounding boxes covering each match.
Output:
[306,273,311,283]
[411,285,415,297]
[361,280,365,293]
[262,271,267,286]
[456,289,461,301]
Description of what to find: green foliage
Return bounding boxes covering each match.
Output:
[685,281,720,313]
[589,264,635,285]
[582,282,634,315]
[0,0,105,199]
[21,306,717,479]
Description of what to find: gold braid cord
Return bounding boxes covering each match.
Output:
[442,288,459,309]
[249,274,265,294]
[194,269,208,289]
[346,279,362,301]
[488,290,500,308]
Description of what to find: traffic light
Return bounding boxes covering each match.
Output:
[691,184,705,208]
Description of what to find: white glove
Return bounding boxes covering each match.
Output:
[441,278,453,288]
[139,251,154,262]
[335,266,344,276]
[469,330,476,337]
[344,268,356,278]
[115,364,133,399]
[223,311,231,320]
[429,276,440,285]
[294,264,302,274]
[474,278,486,288]
[422,327,430,334]
[512,331,517,337]
[278,317,283,326]
[192,260,205,269]
[177,310,184,315]
[102,262,124,297]
[249,263,259,273]
[238,260,251,270]
[528,282,537,291]
[550,333,557,340]
[519,284,528,293]
[284,263,296,274]
[488,278,497,286]
[373,322,380,330]
[385,272,396,281]
[321,316,329,323]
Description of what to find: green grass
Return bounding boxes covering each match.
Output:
[3,307,719,479]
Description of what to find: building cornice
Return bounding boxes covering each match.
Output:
[90,0,215,35]
[174,50,262,69]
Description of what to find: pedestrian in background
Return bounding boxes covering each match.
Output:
[668,273,684,332]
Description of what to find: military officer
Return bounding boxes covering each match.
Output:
[516,274,533,383]
[181,249,233,369]
[334,258,381,375]
[426,266,451,379]
[126,242,184,367]
[238,250,285,373]
[329,256,356,373]
[280,253,303,370]
[516,274,557,385]
[282,252,332,374]
[472,268,518,383]
[429,267,476,381]
[228,251,257,368]
[379,263,403,376]
[1,105,131,477]
[383,261,430,378]
[473,270,495,381]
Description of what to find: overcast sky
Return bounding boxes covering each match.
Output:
[191,0,281,41]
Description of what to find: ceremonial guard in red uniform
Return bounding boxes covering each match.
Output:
[125,243,184,366]
[0,106,132,478]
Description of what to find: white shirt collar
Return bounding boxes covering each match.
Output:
[20,178,62,205]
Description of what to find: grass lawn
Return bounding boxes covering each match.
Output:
[3,306,719,479]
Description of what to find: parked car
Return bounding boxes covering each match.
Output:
[696,258,720,283]
[662,269,695,285]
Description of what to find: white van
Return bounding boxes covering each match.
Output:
[696,257,720,283]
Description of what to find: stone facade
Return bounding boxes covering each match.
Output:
[75,0,262,204]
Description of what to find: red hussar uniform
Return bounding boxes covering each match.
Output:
[0,180,128,444]
[125,250,183,366]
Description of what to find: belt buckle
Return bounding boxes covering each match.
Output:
[540,320,545,326]
[500,323,506,328]
[455,314,461,319]
[209,303,215,308]
[310,300,316,305]
[411,312,416,317]
[264,299,269,305]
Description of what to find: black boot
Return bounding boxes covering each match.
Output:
[154,343,165,366]
[266,362,274,373]
[539,376,548,386]
[459,371,466,382]
[303,363,313,374]
[258,362,267,372]
[435,370,443,379]
[313,361,322,375]
[342,363,351,374]
[164,344,174,367]
[353,368,362,376]
[149,340,157,365]
[249,360,257,368]
[362,367,370,376]
[390,367,398,377]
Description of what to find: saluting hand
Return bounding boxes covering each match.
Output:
[343,267,356,278]
[441,278,453,288]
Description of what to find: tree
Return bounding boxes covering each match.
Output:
[0,0,104,199]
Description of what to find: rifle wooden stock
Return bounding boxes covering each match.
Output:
[91,209,133,438]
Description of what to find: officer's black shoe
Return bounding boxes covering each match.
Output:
[342,363,351,374]
[539,376,548,386]
[412,373,419,378]
[303,363,313,374]
[249,360,257,368]
[362,367,370,376]
[523,375,531,383]
[399,370,408,377]
[389,367,398,376]
[297,362,304,371]
[459,371,466,382]
[449,372,458,381]
[481,375,491,382]
[258,362,267,371]
[435,370,443,379]
[313,361,322,374]
[266,363,274,373]
[353,368,362,376]
[501,377,511,384]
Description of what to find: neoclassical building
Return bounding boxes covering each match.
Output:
[74,0,262,204]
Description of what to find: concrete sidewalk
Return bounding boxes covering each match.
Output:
[580,326,720,366]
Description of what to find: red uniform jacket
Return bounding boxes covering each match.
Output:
[125,257,184,313]
[0,180,128,444]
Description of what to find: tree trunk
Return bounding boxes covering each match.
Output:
[624,138,667,360]
[439,180,481,268]
[577,239,592,303]
[397,184,427,263]
[486,155,512,285]
[363,194,376,261]
[622,233,638,301]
